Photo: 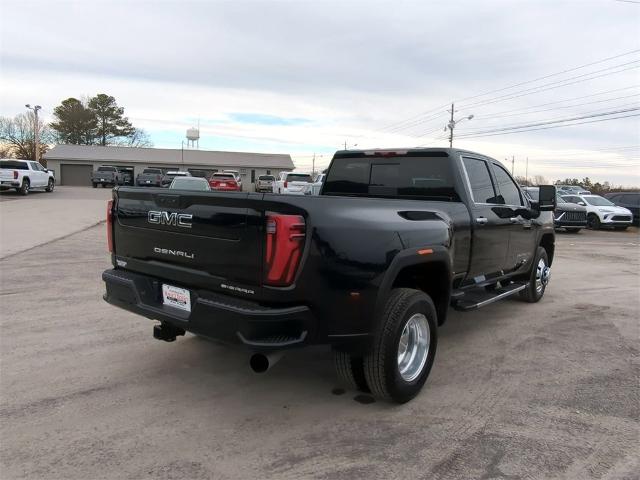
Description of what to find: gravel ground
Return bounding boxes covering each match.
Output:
[1,221,638,479]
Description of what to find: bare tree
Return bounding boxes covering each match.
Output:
[120,128,153,148]
[532,175,547,186]
[0,112,53,164]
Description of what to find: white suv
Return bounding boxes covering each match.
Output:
[275,172,312,195]
[561,194,633,230]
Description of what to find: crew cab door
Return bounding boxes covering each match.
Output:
[461,156,511,279]
[489,162,535,273]
[29,162,47,187]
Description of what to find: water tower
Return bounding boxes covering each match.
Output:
[186,127,200,149]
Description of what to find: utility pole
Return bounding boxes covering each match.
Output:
[312,153,315,177]
[181,140,184,167]
[445,103,473,148]
[448,103,455,148]
[25,104,42,162]
[511,155,515,175]
[525,157,529,185]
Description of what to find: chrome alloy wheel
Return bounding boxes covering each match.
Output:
[535,258,551,294]
[397,313,430,382]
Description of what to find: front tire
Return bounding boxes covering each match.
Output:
[363,288,438,403]
[45,178,55,192]
[587,214,601,230]
[519,247,550,303]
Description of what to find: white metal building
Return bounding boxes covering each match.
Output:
[43,145,294,189]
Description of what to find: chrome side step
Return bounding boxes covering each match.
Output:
[452,282,528,311]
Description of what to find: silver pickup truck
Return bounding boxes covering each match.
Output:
[136,168,164,187]
[92,166,121,188]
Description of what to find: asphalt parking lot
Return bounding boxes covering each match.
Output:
[1,192,638,479]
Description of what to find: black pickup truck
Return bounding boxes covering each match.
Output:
[102,148,556,403]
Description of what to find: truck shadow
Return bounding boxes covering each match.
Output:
[131,306,504,410]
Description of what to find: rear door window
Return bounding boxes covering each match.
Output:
[462,157,498,204]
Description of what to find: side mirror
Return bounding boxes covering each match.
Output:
[578,202,586,206]
[537,185,556,211]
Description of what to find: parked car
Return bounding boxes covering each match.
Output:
[222,170,243,191]
[524,187,586,233]
[169,177,211,191]
[0,159,55,195]
[561,194,633,230]
[604,191,640,225]
[556,185,591,195]
[92,165,121,188]
[209,172,241,191]
[255,174,275,193]
[275,172,312,195]
[302,173,326,195]
[162,171,191,187]
[136,168,164,187]
[102,147,556,403]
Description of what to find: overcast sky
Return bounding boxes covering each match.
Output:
[1,0,639,185]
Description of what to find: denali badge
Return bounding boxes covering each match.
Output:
[154,247,195,259]
[148,210,193,229]
[220,283,255,295]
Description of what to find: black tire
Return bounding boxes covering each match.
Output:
[519,247,550,303]
[564,228,581,233]
[45,178,55,192]
[92,183,97,188]
[587,214,601,230]
[19,179,29,195]
[363,288,438,403]
[333,350,370,392]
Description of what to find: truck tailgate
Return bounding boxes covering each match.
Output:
[113,188,263,288]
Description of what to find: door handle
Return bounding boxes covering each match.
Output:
[476,217,488,225]
[510,217,519,223]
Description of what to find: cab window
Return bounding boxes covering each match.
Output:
[492,164,523,206]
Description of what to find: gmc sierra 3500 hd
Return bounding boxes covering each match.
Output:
[102,148,556,403]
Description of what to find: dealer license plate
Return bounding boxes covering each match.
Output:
[162,284,191,312]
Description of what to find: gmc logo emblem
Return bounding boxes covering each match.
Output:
[148,210,193,229]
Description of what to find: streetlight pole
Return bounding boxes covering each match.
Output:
[445,103,473,148]
[25,104,42,162]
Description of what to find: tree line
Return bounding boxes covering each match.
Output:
[515,175,631,195]
[0,93,152,163]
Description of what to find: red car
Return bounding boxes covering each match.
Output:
[209,173,241,191]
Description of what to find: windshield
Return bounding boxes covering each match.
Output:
[97,166,116,172]
[286,174,312,182]
[258,175,275,181]
[0,160,28,170]
[143,168,162,174]
[525,188,539,201]
[584,196,615,206]
[556,194,566,204]
[170,178,210,191]
[212,174,235,181]
[323,152,459,201]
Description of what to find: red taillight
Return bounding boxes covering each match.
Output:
[13,170,18,179]
[284,181,288,188]
[264,213,305,286]
[107,199,114,253]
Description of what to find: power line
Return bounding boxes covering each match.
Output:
[377,49,640,133]
[457,61,640,110]
[454,112,640,140]
[461,101,640,133]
